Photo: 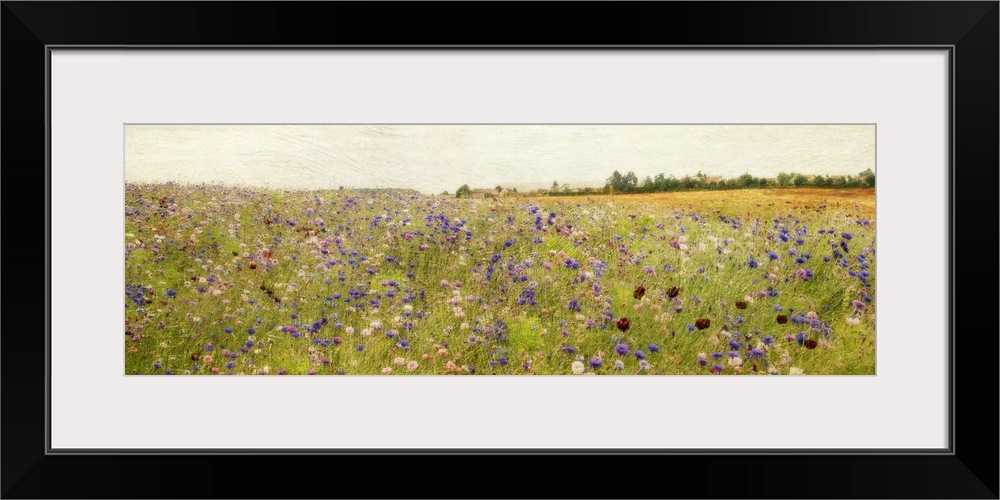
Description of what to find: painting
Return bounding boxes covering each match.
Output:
[124,124,875,375]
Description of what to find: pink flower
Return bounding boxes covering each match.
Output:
[406,361,419,371]
[202,355,213,364]
[381,367,392,374]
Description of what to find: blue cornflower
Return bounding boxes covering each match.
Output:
[615,343,629,356]
[634,350,646,360]
[356,345,365,351]
[165,289,176,298]
[589,357,603,369]
[648,344,660,353]
[767,251,779,260]
[153,361,162,369]
[224,327,233,334]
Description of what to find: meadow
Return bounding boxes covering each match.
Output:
[125,183,875,375]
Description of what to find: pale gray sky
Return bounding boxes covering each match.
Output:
[125,125,874,193]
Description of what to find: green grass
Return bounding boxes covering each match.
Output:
[124,183,876,375]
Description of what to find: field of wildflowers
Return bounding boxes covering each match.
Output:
[125,183,875,375]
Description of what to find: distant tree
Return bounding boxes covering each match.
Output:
[606,170,623,193]
[456,184,472,198]
[793,175,808,186]
[653,173,667,191]
[738,173,755,188]
[812,175,825,187]
[859,168,875,187]
[441,191,449,196]
[776,172,792,187]
[623,171,639,192]
[642,176,654,192]
[552,181,559,190]
[495,185,503,193]
[832,176,846,187]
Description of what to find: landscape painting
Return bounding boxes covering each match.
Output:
[125,125,875,375]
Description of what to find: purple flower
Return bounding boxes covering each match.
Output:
[634,350,646,360]
[589,357,603,369]
[647,343,660,353]
[615,343,629,356]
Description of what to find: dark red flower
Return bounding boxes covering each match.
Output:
[666,286,680,298]
[616,318,631,332]
[735,301,748,310]
[633,286,646,300]
[776,314,789,325]
[695,318,711,330]
[804,339,818,349]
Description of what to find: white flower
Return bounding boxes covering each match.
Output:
[846,317,861,326]
[789,367,804,375]
[571,361,586,374]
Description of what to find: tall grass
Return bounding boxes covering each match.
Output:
[125,183,875,375]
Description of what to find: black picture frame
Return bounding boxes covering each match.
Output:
[3,2,996,498]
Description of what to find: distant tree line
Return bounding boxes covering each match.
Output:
[594,169,874,194]
[450,169,873,198]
